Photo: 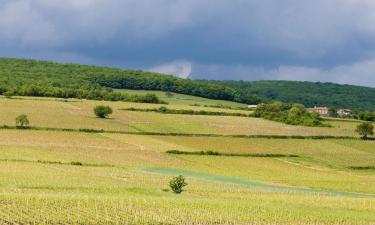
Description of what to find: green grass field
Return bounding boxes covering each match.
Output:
[0,95,374,224]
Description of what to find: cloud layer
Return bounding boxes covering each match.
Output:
[1,0,375,86]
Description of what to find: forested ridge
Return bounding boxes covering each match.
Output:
[0,58,259,104]
[215,80,375,111]
[1,58,375,110]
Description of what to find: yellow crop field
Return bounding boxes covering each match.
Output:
[0,96,374,224]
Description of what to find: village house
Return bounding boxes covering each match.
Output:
[248,105,258,110]
[337,109,352,117]
[307,106,329,116]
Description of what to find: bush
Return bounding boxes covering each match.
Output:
[94,106,113,118]
[15,114,30,128]
[70,161,83,166]
[169,175,188,194]
[356,122,374,139]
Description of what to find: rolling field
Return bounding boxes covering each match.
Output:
[0,95,374,224]
[0,96,365,136]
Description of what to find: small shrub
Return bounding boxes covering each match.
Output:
[94,105,113,118]
[70,161,83,166]
[15,114,30,128]
[169,175,188,194]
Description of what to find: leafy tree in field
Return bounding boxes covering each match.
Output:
[356,122,374,139]
[169,175,188,194]
[15,114,29,128]
[94,106,113,118]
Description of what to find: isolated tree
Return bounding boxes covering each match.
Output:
[356,122,374,139]
[94,105,113,118]
[15,114,29,128]
[169,175,188,194]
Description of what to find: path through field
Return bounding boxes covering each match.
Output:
[139,167,375,198]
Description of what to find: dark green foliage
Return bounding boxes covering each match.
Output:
[15,114,29,127]
[94,106,113,118]
[354,111,375,122]
[0,59,164,104]
[0,58,259,104]
[123,107,254,117]
[255,102,326,127]
[129,93,167,104]
[169,175,187,194]
[355,122,374,139]
[166,150,299,158]
[215,80,375,111]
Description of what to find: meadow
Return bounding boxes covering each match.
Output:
[0,94,374,224]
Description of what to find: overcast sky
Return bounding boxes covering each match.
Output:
[1,0,375,87]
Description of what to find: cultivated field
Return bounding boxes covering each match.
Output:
[0,96,365,136]
[0,95,374,224]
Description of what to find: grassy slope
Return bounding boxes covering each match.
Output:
[0,95,374,224]
[0,96,365,136]
[117,89,247,108]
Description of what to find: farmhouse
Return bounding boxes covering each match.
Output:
[248,105,258,109]
[337,109,352,117]
[307,106,329,116]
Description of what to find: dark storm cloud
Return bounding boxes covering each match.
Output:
[1,0,375,86]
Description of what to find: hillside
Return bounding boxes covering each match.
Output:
[216,80,375,111]
[0,58,258,104]
[1,58,375,110]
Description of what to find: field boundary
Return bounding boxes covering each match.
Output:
[138,167,375,198]
[0,125,361,140]
[121,107,254,117]
[165,150,299,158]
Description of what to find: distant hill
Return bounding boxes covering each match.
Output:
[214,80,375,111]
[0,58,259,104]
[0,58,374,110]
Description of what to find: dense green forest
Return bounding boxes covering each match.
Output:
[0,58,259,104]
[1,58,375,110]
[215,80,375,111]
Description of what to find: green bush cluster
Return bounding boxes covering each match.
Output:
[254,102,326,127]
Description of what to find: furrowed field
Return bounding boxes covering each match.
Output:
[0,94,374,224]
